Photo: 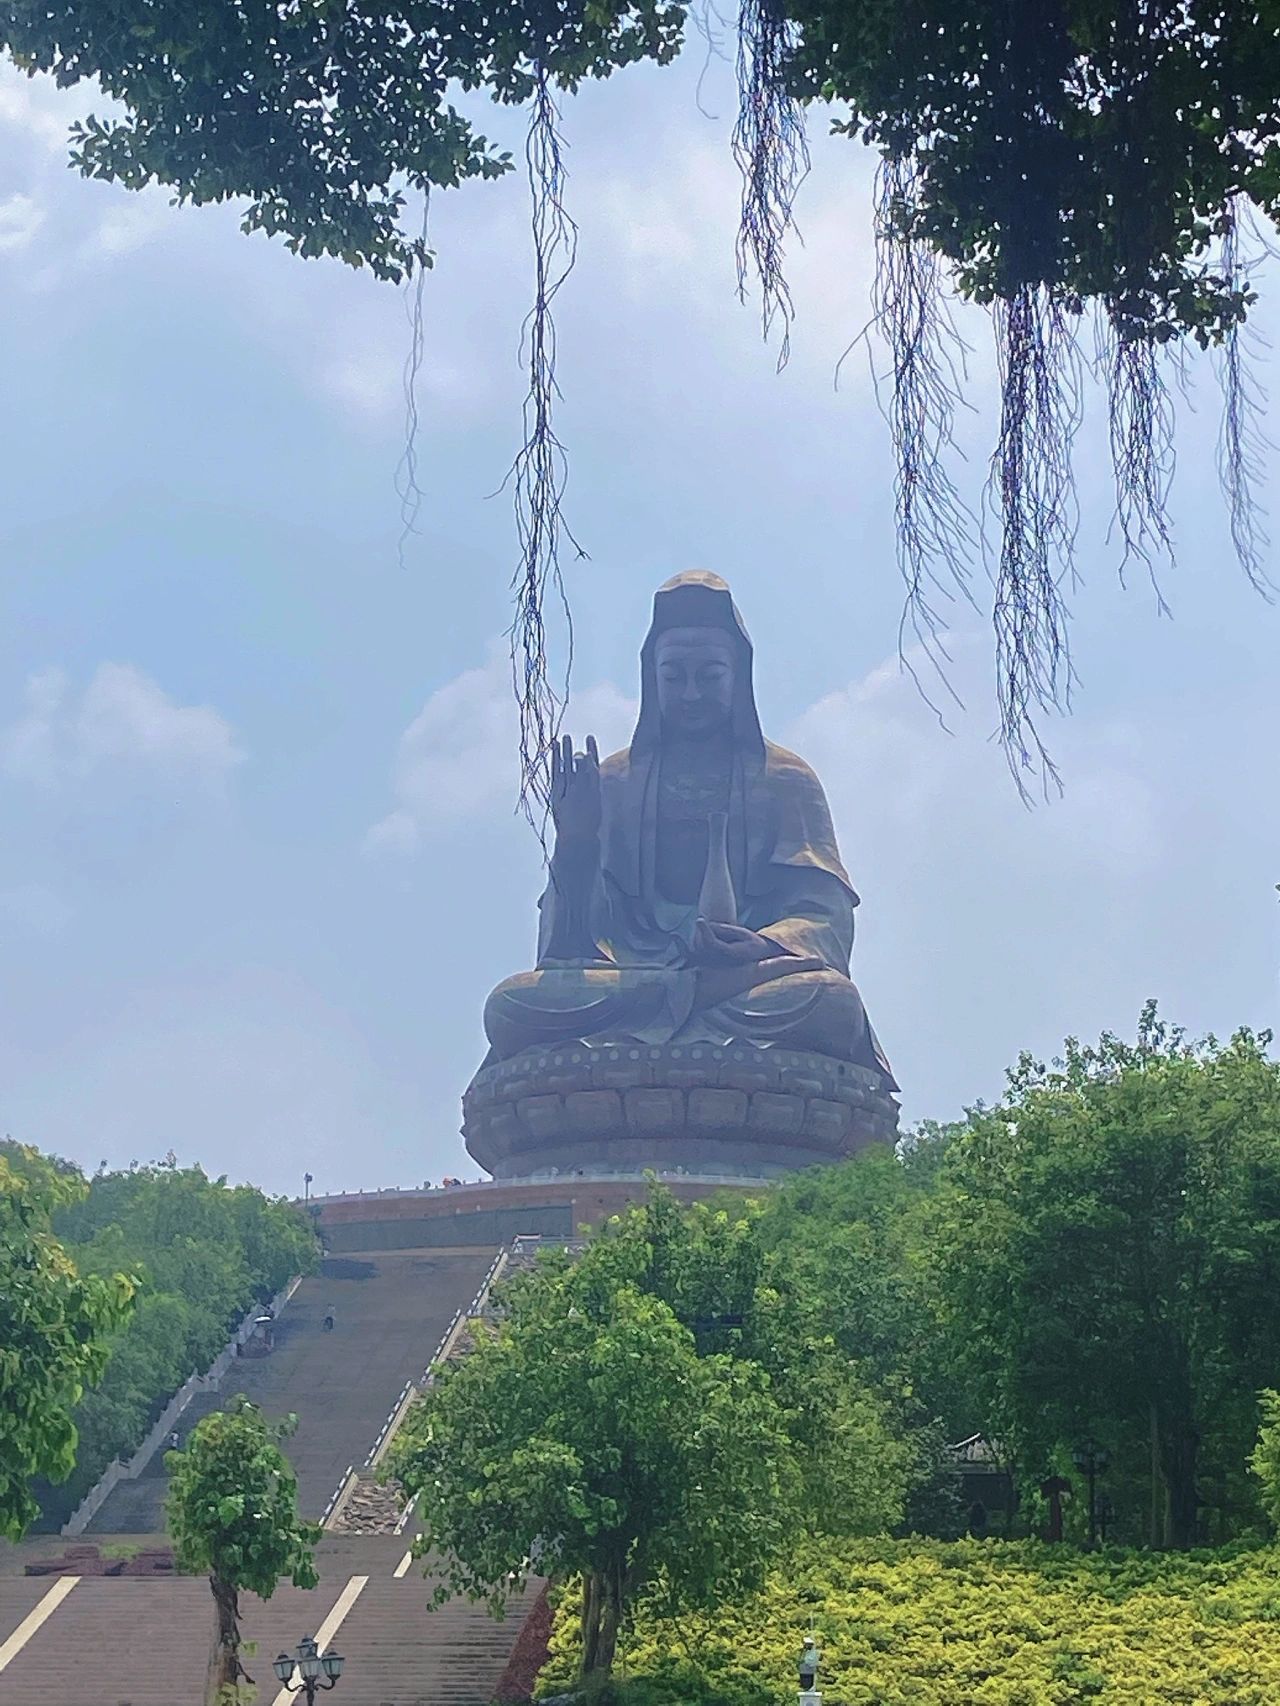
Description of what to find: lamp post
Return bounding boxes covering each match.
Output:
[273,1635,344,1702]
[797,1634,821,1705]
[1072,1441,1111,1547]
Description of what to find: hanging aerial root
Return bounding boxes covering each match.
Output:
[691,0,733,120]
[988,288,1082,795]
[733,0,808,366]
[1100,309,1175,603]
[1218,200,1274,598]
[872,155,976,713]
[395,189,432,574]
[504,67,584,827]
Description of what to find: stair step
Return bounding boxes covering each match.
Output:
[88,1247,497,1533]
[0,1524,534,1705]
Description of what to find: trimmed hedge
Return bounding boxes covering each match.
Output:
[538,1540,1280,1705]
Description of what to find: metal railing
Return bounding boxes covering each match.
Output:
[61,1273,303,1536]
[326,1241,521,1525]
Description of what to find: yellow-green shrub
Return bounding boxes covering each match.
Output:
[538,1540,1280,1705]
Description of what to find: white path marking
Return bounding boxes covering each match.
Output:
[268,1574,368,1706]
[393,1550,413,1580]
[0,1576,79,1673]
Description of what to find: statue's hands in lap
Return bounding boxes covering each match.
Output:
[692,920,774,965]
[550,733,600,858]
[690,919,823,1008]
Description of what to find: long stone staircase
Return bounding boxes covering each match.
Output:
[89,1247,496,1531]
[1,1245,539,1705]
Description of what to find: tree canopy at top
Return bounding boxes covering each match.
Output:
[8,0,1278,793]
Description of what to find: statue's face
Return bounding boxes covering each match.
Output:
[655,627,736,739]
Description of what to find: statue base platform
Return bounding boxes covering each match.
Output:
[462,1040,899,1181]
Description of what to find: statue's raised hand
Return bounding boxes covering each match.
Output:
[550,733,601,855]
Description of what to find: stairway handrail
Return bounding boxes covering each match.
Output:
[60,1272,303,1536]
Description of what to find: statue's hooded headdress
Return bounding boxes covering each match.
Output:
[601,566,859,921]
[631,570,765,755]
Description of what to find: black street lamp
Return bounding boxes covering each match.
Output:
[273,1635,345,1702]
[1072,1441,1111,1547]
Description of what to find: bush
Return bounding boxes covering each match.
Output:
[538,1539,1280,1705]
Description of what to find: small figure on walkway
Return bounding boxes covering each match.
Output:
[322,1304,336,1331]
[167,1430,180,1452]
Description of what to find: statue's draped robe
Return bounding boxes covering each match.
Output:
[484,738,897,1086]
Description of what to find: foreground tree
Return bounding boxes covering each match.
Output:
[393,1278,793,1684]
[0,1143,134,1539]
[751,1140,976,1531]
[582,1183,914,1537]
[4,3,1276,796]
[393,1184,911,1682]
[166,1399,319,1706]
[929,1005,1280,1547]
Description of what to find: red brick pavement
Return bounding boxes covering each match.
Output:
[0,1537,533,1706]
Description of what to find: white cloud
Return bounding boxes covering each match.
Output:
[579,120,884,379]
[0,192,45,253]
[2,663,243,792]
[778,633,1280,1121]
[320,344,405,420]
[365,639,637,852]
[787,641,1161,875]
[82,190,175,259]
[592,141,736,309]
[0,66,80,153]
[303,281,499,422]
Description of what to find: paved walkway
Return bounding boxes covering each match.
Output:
[0,1242,538,1701]
[0,1535,533,1706]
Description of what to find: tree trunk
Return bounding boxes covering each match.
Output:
[578,1560,625,1682]
[1149,1403,1162,1550]
[578,1572,601,1679]
[1159,1420,1200,1549]
[595,1561,624,1679]
[206,1572,251,1706]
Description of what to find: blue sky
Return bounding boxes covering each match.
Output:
[0,47,1276,1198]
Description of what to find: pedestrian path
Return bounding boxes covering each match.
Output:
[0,1536,534,1706]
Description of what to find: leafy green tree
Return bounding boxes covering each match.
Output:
[929,1005,1280,1547]
[747,1144,974,1537]
[393,1277,794,1683]
[394,1184,911,1681]
[0,1145,135,1539]
[567,1184,913,1538]
[166,1398,320,1706]
[3,3,1274,793]
[38,1158,320,1525]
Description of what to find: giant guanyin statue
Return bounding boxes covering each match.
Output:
[465,571,898,1179]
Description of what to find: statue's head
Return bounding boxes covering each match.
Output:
[633,570,763,754]
[655,626,736,739]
